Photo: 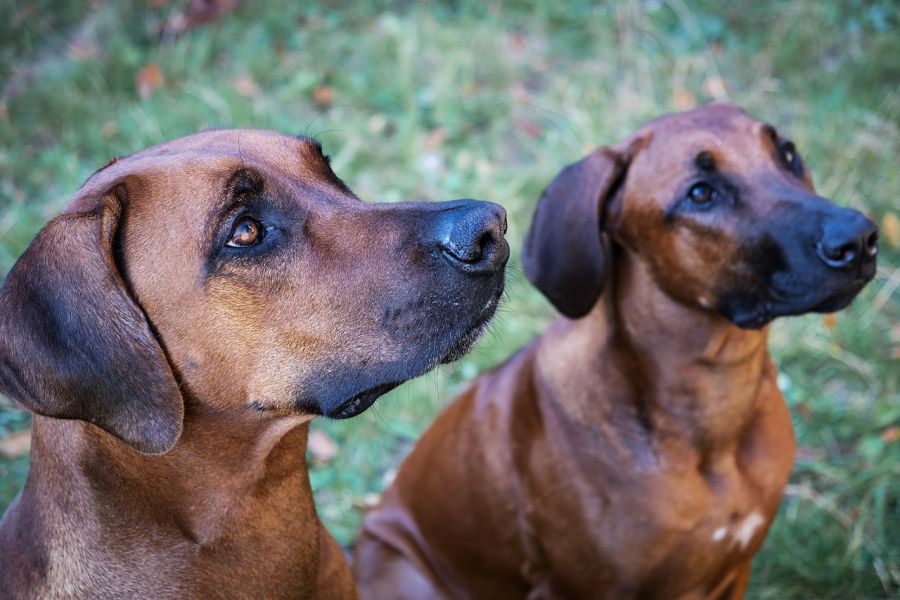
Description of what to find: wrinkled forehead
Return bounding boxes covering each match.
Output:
[68,129,339,211]
[635,105,774,170]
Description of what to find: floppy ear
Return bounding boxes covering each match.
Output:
[523,147,631,318]
[0,189,184,454]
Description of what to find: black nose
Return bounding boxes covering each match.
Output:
[816,210,879,270]
[437,200,509,274]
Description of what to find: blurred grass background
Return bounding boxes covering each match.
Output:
[0,0,897,597]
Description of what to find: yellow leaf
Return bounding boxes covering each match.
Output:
[232,74,259,98]
[672,89,696,111]
[881,212,900,248]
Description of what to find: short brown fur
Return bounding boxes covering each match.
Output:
[0,129,507,598]
[354,105,877,599]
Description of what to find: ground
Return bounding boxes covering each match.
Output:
[0,1,897,597]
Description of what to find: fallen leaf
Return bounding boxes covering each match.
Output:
[672,88,696,111]
[101,120,118,138]
[881,212,900,248]
[308,428,338,464]
[423,128,448,150]
[183,0,239,28]
[0,430,31,458]
[822,313,838,330]
[312,84,335,107]
[514,118,542,138]
[231,74,258,98]
[508,31,527,53]
[136,63,165,99]
[703,75,728,101]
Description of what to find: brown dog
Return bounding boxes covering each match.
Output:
[0,129,508,598]
[353,105,878,599]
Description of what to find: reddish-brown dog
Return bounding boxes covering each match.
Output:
[0,129,508,598]
[353,105,878,599]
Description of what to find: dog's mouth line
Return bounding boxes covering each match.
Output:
[327,285,504,419]
[732,277,870,329]
[329,381,403,420]
[467,296,499,334]
[438,292,502,363]
[771,277,868,310]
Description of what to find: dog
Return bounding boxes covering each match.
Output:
[353,104,878,599]
[0,129,508,599]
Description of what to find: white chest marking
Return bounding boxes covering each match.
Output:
[711,526,728,542]
[710,511,766,549]
[731,511,765,549]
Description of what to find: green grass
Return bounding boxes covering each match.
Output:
[0,1,897,597]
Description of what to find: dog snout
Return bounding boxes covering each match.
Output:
[438,200,509,274]
[815,209,879,271]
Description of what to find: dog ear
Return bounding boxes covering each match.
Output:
[523,146,632,318]
[0,188,184,455]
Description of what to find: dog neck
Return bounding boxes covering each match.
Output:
[540,251,772,458]
[610,250,770,374]
[24,405,317,551]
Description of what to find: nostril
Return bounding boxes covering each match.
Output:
[864,230,879,257]
[828,243,856,263]
[443,230,495,264]
[478,231,496,255]
[442,240,481,264]
[438,200,507,272]
[817,239,859,269]
[817,212,879,270]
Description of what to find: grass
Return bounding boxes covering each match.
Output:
[0,0,897,597]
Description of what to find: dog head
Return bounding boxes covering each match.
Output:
[0,130,508,454]
[524,104,877,328]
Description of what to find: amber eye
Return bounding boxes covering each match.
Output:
[227,216,264,247]
[687,182,716,206]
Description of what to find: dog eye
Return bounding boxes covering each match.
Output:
[779,141,802,175]
[781,142,797,165]
[687,182,716,207]
[782,146,795,164]
[227,216,265,247]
